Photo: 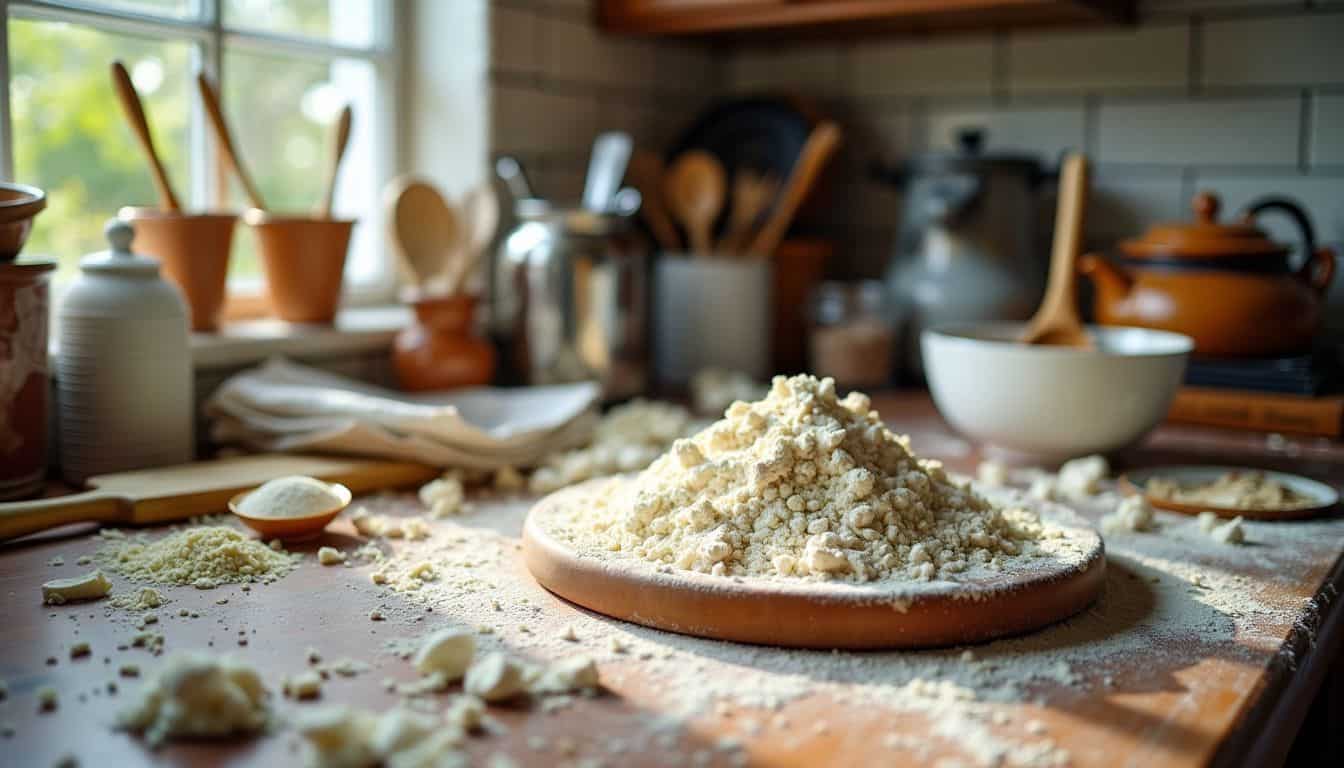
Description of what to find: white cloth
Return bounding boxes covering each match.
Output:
[205,358,600,470]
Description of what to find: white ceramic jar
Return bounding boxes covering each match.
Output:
[57,219,193,484]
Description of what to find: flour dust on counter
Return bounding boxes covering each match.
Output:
[95,525,300,589]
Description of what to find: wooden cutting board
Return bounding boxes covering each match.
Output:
[523,481,1107,650]
[0,454,439,542]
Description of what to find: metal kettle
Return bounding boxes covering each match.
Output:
[875,129,1048,376]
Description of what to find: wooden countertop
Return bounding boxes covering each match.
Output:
[2,392,1342,767]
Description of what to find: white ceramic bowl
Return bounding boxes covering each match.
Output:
[921,323,1193,461]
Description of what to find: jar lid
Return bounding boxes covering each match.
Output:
[1119,192,1287,259]
[79,219,163,276]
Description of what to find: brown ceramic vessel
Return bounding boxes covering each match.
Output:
[119,208,237,332]
[246,211,354,324]
[1081,192,1335,358]
[393,293,496,391]
[0,183,46,261]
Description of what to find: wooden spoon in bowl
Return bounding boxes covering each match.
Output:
[317,104,353,219]
[110,61,181,212]
[1018,153,1093,348]
[664,150,726,255]
[197,72,266,210]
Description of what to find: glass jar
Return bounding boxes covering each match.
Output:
[808,281,897,389]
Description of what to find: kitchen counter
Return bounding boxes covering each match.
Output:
[2,392,1342,767]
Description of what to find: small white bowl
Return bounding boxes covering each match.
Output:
[921,323,1193,462]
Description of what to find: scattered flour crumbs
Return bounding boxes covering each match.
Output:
[95,526,299,589]
[545,375,1082,583]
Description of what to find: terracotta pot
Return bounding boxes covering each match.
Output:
[393,294,496,391]
[1081,192,1335,358]
[0,260,54,499]
[119,208,237,332]
[0,182,46,261]
[246,211,354,324]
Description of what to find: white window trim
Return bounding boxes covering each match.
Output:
[0,0,402,306]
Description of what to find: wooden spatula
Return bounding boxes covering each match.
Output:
[316,103,353,219]
[746,121,842,259]
[0,454,437,542]
[385,177,460,290]
[197,72,267,211]
[718,169,778,255]
[109,60,181,212]
[1018,153,1093,348]
[664,150,726,255]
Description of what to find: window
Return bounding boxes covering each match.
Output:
[2,0,397,304]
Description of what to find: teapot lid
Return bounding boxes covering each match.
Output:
[79,219,163,276]
[1120,192,1287,259]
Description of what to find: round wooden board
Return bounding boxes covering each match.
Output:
[1119,465,1340,521]
[523,481,1107,650]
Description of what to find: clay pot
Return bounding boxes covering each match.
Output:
[1082,192,1335,358]
[0,260,54,499]
[246,211,354,324]
[393,294,496,391]
[0,183,46,261]
[119,208,237,332]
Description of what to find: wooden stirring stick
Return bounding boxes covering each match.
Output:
[1018,153,1093,348]
[746,121,841,259]
[718,170,778,255]
[317,104,353,219]
[109,61,181,212]
[664,150,726,255]
[196,72,267,210]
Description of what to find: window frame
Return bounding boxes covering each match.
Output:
[0,0,401,308]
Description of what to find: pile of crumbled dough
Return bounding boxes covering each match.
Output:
[117,653,270,747]
[573,375,1054,582]
[529,399,699,494]
[96,526,299,589]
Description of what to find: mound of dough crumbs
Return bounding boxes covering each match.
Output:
[117,653,270,747]
[97,526,299,589]
[1148,470,1313,511]
[529,400,697,494]
[575,375,1054,582]
[236,475,344,518]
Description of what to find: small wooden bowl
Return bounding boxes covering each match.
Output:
[245,210,354,324]
[119,208,238,332]
[0,182,46,260]
[228,481,352,541]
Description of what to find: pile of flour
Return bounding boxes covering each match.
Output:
[570,375,1056,582]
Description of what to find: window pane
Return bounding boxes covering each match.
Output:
[71,0,201,20]
[223,0,377,48]
[9,19,195,280]
[222,50,382,286]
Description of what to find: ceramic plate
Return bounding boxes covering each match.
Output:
[1120,465,1339,520]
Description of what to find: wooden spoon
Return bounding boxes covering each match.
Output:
[664,150,726,255]
[1018,153,1093,348]
[718,170,778,255]
[626,150,680,251]
[317,104,353,219]
[746,121,842,259]
[196,72,266,210]
[446,183,500,295]
[110,61,181,212]
[385,177,459,291]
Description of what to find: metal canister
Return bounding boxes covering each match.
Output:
[490,200,648,400]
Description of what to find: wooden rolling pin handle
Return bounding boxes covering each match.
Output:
[0,491,131,542]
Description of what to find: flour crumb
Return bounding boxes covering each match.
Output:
[1100,495,1155,534]
[283,670,324,700]
[117,653,269,747]
[42,570,112,605]
[97,527,297,587]
[109,587,165,612]
[70,641,91,659]
[1058,455,1109,498]
[1025,719,1047,735]
[976,461,1008,488]
[1197,511,1219,533]
[463,652,526,703]
[420,474,465,518]
[37,687,58,712]
[529,400,696,494]
[1209,516,1246,545]
[412,629,475,681]
[317,547,346,566]
[560,625,578,642]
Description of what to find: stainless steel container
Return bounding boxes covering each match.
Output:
[490,200,648,400]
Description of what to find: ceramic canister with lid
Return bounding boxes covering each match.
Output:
[57,219,193,484]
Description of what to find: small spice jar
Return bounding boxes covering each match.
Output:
[808,281,897,389]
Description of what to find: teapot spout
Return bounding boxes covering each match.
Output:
[1079,253,1133,300]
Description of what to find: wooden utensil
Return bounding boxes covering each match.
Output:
[317,104,353,219]
[626,150,680,251]
[0,454,436,542]
[718,170,778,255]
[196,72,267,210]
[523,480,1105,649]
[446,183,500,295]
[110,61,181,212]
[664,150,726,255]
[746,121,841,259]
[1019,153,1092,348]
[385,177,459,290]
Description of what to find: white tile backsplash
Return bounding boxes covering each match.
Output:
[1009,25,1189,94]
[927,105,1087,165]
[1203,13,1344,88]
[1311,94,1344,166]
[1088,171,1188,241]
[849,38,995,98]
[1098,98,1300,166]
[1191,175,1344,248]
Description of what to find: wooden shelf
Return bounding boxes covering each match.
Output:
[598,0,1135,39]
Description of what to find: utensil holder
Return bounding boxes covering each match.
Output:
[654,255,772,384]
[119,208,237,332]
[246,211,353,324]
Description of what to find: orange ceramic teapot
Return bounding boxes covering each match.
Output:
[1081,192,1335,358]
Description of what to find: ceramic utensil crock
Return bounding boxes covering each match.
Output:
[57,220,194,484]
[1082,192,1335,358]
[393,293,496,391]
